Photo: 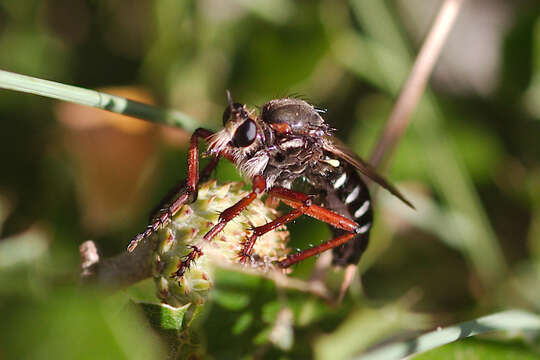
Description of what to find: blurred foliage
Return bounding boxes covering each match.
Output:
[415,338,539,360]
[1,0,540,358]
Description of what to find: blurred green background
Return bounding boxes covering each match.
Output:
[1,0,540,359]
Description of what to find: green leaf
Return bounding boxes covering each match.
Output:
[0,229,48,269]
[212,289,251,310]
[0,288,165,360]
[262,301,282,323]
[138,301,190,331]
[233,312,254,335]
[414,338,540,360]
[314,299,430,360]
[137,302,204,359]
[214,267,263,289]
[254,326,272,345]
[358,310,540,360]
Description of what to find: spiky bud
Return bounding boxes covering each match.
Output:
[152,181,289,308]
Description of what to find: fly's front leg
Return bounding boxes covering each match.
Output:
[127,128,214,252]
[203,175,266,242]
[264,194,280,209]
[186,128,215,201]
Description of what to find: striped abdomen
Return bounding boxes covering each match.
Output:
[323,165,373,266]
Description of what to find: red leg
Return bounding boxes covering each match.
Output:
[186,128,214,199]
[128,128,214,252]
[267,187,364,268]
[147,156,219,218]
[269,187,359,233]
[171,245,203,279]
[239,206,305,262]
[240,187,361,264]
[264,194,280,209]
[203,175,266,242]
[277,233,356,268]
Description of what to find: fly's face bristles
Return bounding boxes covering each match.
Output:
[206,105,266,178]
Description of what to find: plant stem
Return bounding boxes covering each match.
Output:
[79,238,153,289]
[0,69,199,131]
[369,0,464,168]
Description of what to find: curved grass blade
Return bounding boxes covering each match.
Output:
[358,310,540,360]
[0,69,198,131]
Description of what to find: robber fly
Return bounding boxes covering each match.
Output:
[128,92,413,269]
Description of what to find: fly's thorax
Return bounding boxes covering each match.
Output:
[262,133,329,189]
[261,98,328,137]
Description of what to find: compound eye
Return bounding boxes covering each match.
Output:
[222,102,244,125]
[232,119,257,147]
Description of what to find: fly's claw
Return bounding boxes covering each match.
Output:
[238,237,255,264]
[128,208,173,252]
[170,246,203,280]
[237,251,251,265]
[127,232,145,252]
[171,260,186,279]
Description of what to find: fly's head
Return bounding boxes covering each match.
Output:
[207,92,264,165]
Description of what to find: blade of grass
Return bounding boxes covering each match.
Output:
[0,69,199,131]
[314,293,430,360]
[369,0,464,167]
[357,310,540,360]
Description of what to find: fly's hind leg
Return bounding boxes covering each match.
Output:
[266,187,363,268]
[238,197,312,263]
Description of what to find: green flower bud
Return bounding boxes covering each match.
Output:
[152,181,289,307]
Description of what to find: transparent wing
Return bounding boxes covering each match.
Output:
[323,136,414,209]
